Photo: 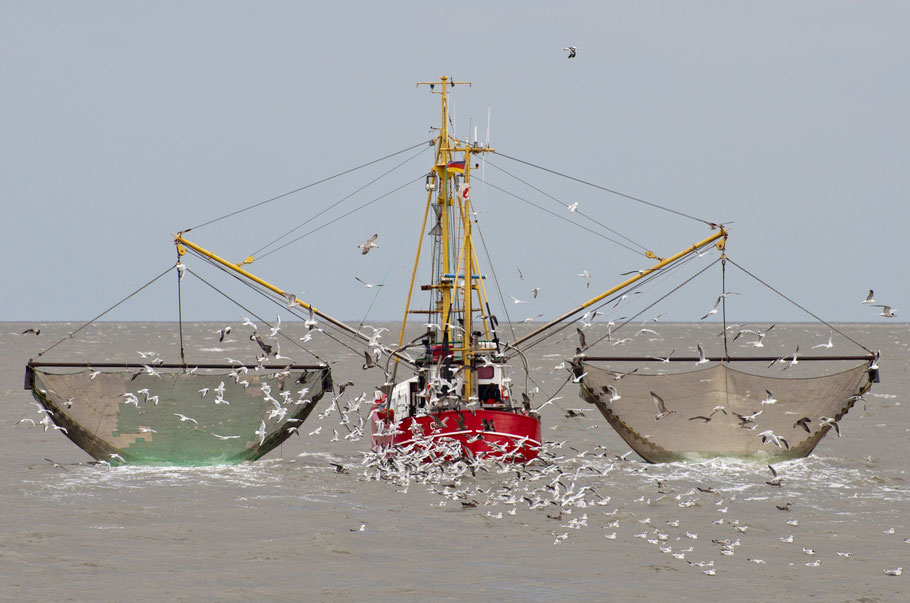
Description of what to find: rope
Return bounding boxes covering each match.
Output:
[185,139,434,232]
[255,174,425,262]
[486,159,652,253]
[249,145,431,259]
[571,257,722,353]
[473,216,518,342]
[721,258,729,360]
[479,178,644,256]
[184,266,328,364]
[37,263,177,358]
[724,257,873,354]
[177,264,187,367]
[494,151,716,227]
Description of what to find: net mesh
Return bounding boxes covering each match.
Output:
[29,367,331,466]
[580,361,872,463]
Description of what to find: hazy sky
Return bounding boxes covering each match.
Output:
[3,2,907,328]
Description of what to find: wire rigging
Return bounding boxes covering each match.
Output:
[38,263,176,358]
[486,159,652,253]
[256,174,426,262]
[249,145,432,259]
[494,151,716,227]
[185,139,434,232]
[478,178,644,256]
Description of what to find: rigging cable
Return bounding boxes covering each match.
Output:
[177,263,187,368]
[494,151,717,227]
[724,257,873,354]
[486,159,652,254]
[185,139,434,232]
[513,252,708,357]
[255,174,426,262]
[249,144,432,259]
[478,178,644,257]
[472,215,518,342]
[37,263,177,358]
[184,263,330,364]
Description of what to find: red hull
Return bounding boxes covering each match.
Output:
[371,404,542,463]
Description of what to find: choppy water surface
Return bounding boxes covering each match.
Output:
[2,321,908,601]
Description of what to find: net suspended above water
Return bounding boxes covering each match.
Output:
[579,360,874,463]
[25,363,332,466]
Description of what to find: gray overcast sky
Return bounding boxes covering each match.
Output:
[2,1,907,326]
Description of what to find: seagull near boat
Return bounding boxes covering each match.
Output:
[872,304,897,317]
[358,233,379,255]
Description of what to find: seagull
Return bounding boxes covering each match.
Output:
[21,327,40,335]
[650,391,675,421]
[567,201,579,212]
[355,276,383,288]
[198,387,210,398]
[577,269,591,288]
[508,295,529,304]
[761,390,777,405]
[215,326,231,342]
[284,292,298,308]
[241,316,257,330]
[110,453,126,463]
[779,345,799,370]
[173,413,198,425]
[562,46,577,58]
[648,349,676,363]
[759,430,789,449]
[766,464,783,487]
[531,287,540,299]
[793,417,812,433]
[268,315,282,338]
[601,384,620,402]
[211,433,240,440]
[358,233,379,255]
[255,420,267,446]
[883,567,903,576]
[304,306,319,331]
[818,416,841,437]
[536,396,563,411]
[138,427,157,433]
[700,293,739,320]
[576,328,588,351]
[695,344,710,365]
[872,304,897,317]
[861,290,875,304]
[812,332,834,349]
[251,332,274,356]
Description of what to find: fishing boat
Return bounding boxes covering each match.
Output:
[24,75,877,466]
[368,77,542,462]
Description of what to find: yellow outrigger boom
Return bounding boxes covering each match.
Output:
[174,232,418,369]
[511,226,728,348]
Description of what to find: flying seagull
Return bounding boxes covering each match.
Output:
[650,391,675,421]
[861,290,875,304]
[358,234,379,255]
[872,304,897,317]
[562,46,577,58]
[577,269,591,288]
[355,276,383,288]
